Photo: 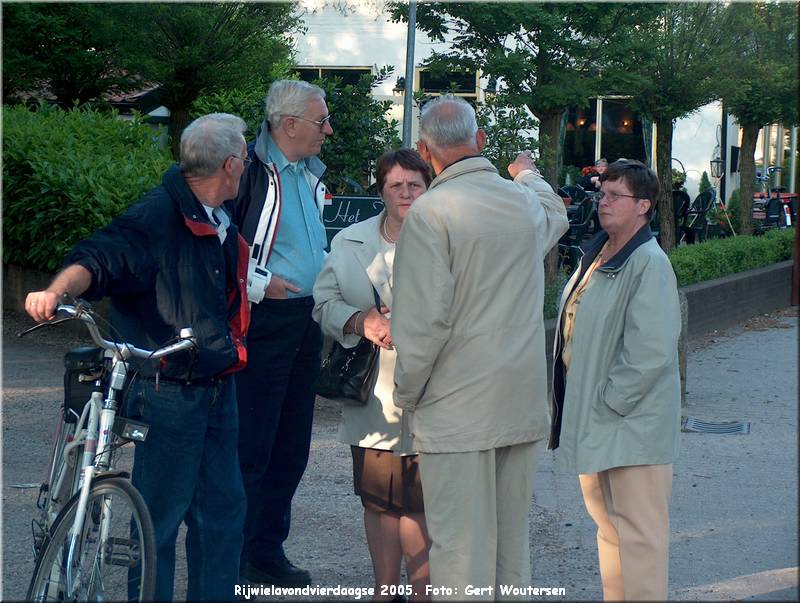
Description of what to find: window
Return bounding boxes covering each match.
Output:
[295,67,371,86]
[415,69,479,111]
[600,98,645,164]
[419,70,477,95]
[564,101,598,170]
[563,97,646,176]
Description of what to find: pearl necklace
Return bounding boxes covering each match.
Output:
[381,217,398,244]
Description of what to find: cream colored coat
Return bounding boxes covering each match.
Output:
[312,212,413,453]
[391,158,569,453]
[553,234,682,474]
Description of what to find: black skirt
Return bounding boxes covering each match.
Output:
[350,446,425,513]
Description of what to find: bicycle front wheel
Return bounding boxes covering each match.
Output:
[27,476,156,602]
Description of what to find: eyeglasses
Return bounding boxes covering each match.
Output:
[597,190,639,202]
[287,114,332,131]
[230,155,252,167]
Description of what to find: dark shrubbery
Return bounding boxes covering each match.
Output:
[667,227,795,287]
[2,104,172,272]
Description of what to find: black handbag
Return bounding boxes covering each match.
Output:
[313,287,383,405]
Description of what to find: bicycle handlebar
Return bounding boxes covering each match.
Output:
[53,304,196,360]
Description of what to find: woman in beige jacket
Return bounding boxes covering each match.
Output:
[551,159,681,601]
[313,149,432,601]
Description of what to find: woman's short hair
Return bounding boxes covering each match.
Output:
[600,159,660,219]
[375,148,432,194]
[180,113,247,178]
[265,80,326,128]
[418,96,478,148]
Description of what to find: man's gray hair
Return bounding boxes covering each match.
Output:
[180,113,247,177]
[419,96,478,148]
[265,80,326,128]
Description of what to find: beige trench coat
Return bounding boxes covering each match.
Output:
[312,212,414,453]
[391,158,569,453]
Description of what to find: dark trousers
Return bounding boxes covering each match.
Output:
[129,376,245,602]
[236,297,322,567]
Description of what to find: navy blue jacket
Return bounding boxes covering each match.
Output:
[67,165,250,380]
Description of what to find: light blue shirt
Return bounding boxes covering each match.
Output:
[266,136,326,297]
[201,204,229,244]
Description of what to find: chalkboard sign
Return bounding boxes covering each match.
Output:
[323,195,384,248]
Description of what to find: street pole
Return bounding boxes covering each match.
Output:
[402,0,417,148]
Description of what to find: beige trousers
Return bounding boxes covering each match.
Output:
[579,464,673,601]
[418,441,540,601]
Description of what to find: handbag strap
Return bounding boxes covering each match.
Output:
[372,286,382,310]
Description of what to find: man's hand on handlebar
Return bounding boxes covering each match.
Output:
[24,264,92,323]
[25,291,62,323]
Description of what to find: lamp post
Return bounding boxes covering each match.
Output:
[709,155,735,236]
[402,0,417,148]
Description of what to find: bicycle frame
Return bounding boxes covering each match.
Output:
[22,301,196,599]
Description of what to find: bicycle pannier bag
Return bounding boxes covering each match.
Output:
[63,347,105,423]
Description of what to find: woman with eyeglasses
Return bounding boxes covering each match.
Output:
[550,159,681,600]
[312,148,432,602]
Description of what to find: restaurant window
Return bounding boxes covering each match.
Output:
[600,98,645,164]
[295,67,372,86]
[564,100,598,170]
[563,97,646,181]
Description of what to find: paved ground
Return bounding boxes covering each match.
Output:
[2,307,797,601]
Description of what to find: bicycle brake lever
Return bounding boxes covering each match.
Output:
[16,315,75,338]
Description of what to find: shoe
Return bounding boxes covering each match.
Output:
[240,558,312,587]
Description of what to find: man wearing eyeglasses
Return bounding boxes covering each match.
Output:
[230,79,332,587]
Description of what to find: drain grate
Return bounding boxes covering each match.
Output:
[681,416,751,434]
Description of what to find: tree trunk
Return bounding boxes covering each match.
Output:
[167,104,192,161]
[738,123,759,235]
[655,117,676,252]
[537,110,564,190]
[537,109,565,282]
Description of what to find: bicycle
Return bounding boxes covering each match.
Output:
[19,299,196,602]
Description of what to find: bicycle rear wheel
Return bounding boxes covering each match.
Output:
[27,476,156,602]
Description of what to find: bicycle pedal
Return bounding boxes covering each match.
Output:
[112,417,149,442]
[103,537,141,567]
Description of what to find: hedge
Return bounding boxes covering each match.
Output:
[667,227,795,287]
[544,228,795,318]
[2,104,172,272]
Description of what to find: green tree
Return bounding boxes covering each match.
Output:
[191,58,295,136]
[476,95,539,178]
[112,2,302,158]
[698,171,712,194]
[389,2,656,188]
[193,67,401,192]
[314,67,402,193]
[672,168,687,191]
[389,2,659,279]
[619,2,738,250]
[2,3,132,105]
[722,1,799,234]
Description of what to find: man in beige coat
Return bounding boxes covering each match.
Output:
[392,96,569,600]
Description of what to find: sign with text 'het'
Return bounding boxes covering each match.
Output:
[323,195,384,248]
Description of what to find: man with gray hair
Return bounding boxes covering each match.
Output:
[25,113,252,600]
[391,96,568,599]
[231,79,332,586]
